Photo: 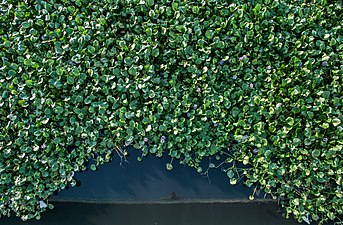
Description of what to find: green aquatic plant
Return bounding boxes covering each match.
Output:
[0,0,342,224]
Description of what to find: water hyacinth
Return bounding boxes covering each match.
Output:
[160,136,166,143]
[321,61,328,66]
[242,135,249,141]
[239,55,247,61]
[276,103,282,108]
[1,0,341,223]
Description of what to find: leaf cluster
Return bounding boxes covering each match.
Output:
[0,0,342,223]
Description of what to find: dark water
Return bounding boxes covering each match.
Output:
[53,147,254,201]
[1,202,308,225]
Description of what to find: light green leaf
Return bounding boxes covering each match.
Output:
[90,164,97,171]
[285,117,294,126]
[332,118,341,127]
[320,123,330,129]
[25,80,33,88]
[172,2,178,11]
[243,156,249,165]
[166,163,173,170]
[205,30,213,39]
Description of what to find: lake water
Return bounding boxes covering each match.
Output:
[52,147,255,202]
[2,202,309,225]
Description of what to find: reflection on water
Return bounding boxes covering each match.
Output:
[1,202,314,225]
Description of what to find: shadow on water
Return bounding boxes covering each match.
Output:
[1,202,314,225]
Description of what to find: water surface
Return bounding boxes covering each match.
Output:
[53,147,254,201]
[2,202,310,225]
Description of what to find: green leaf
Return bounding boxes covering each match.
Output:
[67,76,75,84]
[226,169,235,179]
[253,3,262,15]
[148,90,155,98]
[128,66,137,75]
[320,123,330,129]
[243,156,249,165]
[59,169,66,176]
[332,118,341,127]
[54,137,61,144]
[293,198,299,206]
[159,125,167,131]
[166,163,173,170]
[90,164,97,171]
[3,40,11,48]
[172,2,178,11]
[230,178,237,185]
[329,38,337,46]
[88,45,96,54]
[205,30,213,39]
[21,22,30,28]
[146,28,152,36]
[84,96,92,104]
[25,80,33,88]
[312,149,321,158]
[146,0,154,6]
[152,47,159,57]
[231,107,240,117]
[124,57,132,66]
[42,170,49,177]
[8,70,16,76]
[285,117,294,126]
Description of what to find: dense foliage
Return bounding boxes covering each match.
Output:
[0,0,342,223]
